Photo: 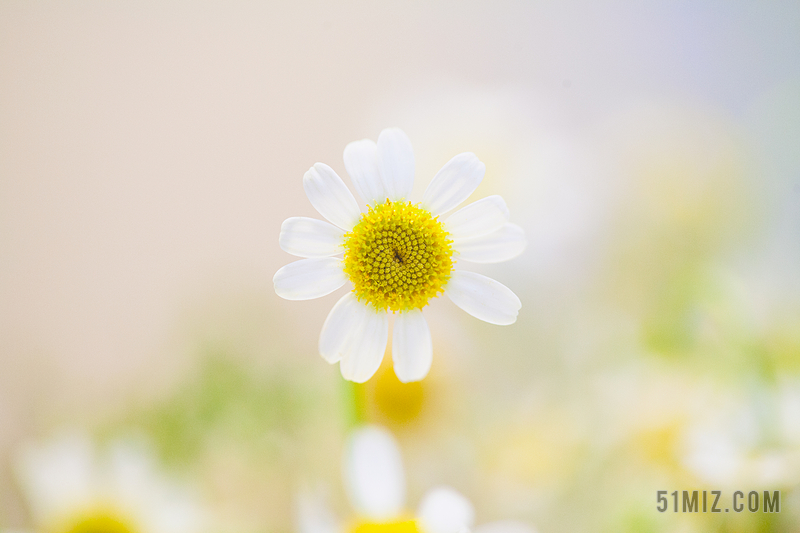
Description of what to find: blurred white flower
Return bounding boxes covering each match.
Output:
[681,382,800,487]
[297,426,535,533]
[274,128,525,383]
[14,433,206,533]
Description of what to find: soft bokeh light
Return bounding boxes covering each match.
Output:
[2,1,799,532]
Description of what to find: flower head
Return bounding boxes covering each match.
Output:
[14,433,206,533]
[274,128,525,383]
[296,426,535,533]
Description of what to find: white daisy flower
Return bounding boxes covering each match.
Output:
[297,426,536,533]
[274,128,525,383]
[14,433,206,533]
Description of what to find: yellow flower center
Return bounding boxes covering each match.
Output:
[343,200,454,312]
[351,519,422,533]
[55,512,137,533]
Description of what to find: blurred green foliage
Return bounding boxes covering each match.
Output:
[114,352,338,468]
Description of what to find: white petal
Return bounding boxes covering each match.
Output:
[377,128,414,201]
[303,163,362,230]
[280,217,345,258]
[417,486,475,533]
[344,139,386,205]
[392,310,433,383]
[14,434,95,520]
[422,153,485,216]
[445,271,521,325]
[453,223,526,263]
[105,440,206,533]
[319,293,361,363]
[444,195,509,240]
[107,440,156,500]
[345,426,405,520]
[338,303,389,383]
[146,493,205,533]
[296,490,343,533]
[273,258,346,300]
[474,521,538,533]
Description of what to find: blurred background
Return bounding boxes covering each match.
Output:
[1,1,799,532]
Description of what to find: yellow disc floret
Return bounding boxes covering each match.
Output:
[351,519,422,533]
[55,512,137,533]
[343,200,454,312]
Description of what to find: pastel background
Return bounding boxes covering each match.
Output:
[1,1,799,532]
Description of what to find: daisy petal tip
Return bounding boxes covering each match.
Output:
[344,138,385,205]
[496,309,520,326]
[318,350,338,366]
[340,350,385,383]
[319,293,360,364]
[392,310,433,383]
[445,271,522,326]
[340,366,375,384]
[418,486,475,533]
[337,305,389,383]
[444,195,511,240]
[423,152,486,216]
[302,162,361,230]
[319,333,345,365]
[312,161,332,174]
[273,258,347,301]
[279,217,345,258]
[377,128,415,201]
[476,301,520,326]
[453,223,527,264]
[395,372,426,384]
